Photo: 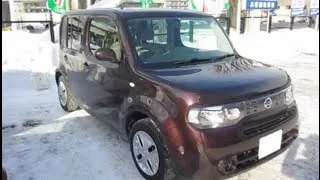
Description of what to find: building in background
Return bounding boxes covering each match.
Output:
[88,0,164,9]
[15,0,50,21]
[4,0,61,30]
[2,0,11,28]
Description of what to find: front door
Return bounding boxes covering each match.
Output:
[80,16,130,129]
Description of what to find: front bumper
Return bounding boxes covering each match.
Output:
[202,108,299,179]
[178,105,300,180]
[208,126,298,179]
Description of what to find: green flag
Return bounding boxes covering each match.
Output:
[224,1,231,10]
[141,0,153,8]
[47,0,66,14]
[188,0,198,11]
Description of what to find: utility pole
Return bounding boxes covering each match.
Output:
[315,15,319,31]
[87,0,91,8]
[9,0,17,30]
[266,10,272,33]
[236,0,242,34]
[49,10,55,43]
[66,0,71,10]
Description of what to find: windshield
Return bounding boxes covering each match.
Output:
[127,17,235,67]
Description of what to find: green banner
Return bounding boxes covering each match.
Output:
[47,0,66,14]
[224,1,231,10]
[141,0,153,8]
[188,0,198,11]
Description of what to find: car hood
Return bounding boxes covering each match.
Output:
[143,58,290,104]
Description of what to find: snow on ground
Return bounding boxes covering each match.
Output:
[2,28,319,180]
[2,30,143,180]
[228,29,319,180]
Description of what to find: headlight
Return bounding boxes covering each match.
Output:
[285,85,295,105]
[188,102,245,129]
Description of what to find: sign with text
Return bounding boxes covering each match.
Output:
[242,0,278,10]
[310,0,319,16]
[291,0,306,16]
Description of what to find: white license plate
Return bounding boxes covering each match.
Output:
[258,130,282,159]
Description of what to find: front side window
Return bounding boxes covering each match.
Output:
[127,17,234,67]
[89,17,121,60]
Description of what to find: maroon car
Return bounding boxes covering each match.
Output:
[56,8,299,179]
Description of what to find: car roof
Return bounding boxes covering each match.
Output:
[63,8,213,19]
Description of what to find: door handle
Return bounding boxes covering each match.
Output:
[83,62,90,69]
[64,55,69,63]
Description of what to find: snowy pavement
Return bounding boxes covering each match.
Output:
[2,29,319,180]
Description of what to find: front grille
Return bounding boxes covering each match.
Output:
[242,108,296,137]
[245,90,286,116]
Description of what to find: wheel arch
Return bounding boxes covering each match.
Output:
[55,70,62,85]
[123,106,153,137]
[55,68,67,85]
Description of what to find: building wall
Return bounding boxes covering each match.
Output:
[2,1,11,27]
[279,0,311,9]
[229,0,238,28]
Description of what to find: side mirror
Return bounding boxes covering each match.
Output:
[94,48,117,63]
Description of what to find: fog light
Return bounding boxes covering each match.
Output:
[178,146,184,155]
[218,156,237,174]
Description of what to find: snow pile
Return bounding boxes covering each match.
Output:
[2,27,144,179]
[3,32,49,72]
[2,28,60,74]
[229,28,319,62]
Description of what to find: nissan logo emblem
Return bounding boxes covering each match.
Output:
[264,97,272,109]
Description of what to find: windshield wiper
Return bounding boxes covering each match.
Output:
[213,54,235,61]
[173,58,214,65]
[172,54,235,66]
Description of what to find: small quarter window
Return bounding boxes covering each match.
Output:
[66,16,84,51]
[60,16,67,49]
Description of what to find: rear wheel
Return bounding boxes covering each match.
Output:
[58,76,78,112]
[129,118,176,180]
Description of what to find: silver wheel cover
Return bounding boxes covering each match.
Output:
[132,131,160,176]
[58,81,67,106]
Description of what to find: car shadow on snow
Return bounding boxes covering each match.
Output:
[281,134,319,180]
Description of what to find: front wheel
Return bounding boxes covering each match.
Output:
[129,118,176,180]
[57,76,78,112]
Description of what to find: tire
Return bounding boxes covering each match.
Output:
[129,118,176,180]
[57,76,78,112]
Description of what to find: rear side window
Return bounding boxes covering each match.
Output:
[180,20,218,50]
[60,17,67,49]
[61,15,84,52]
[150,19,167,44]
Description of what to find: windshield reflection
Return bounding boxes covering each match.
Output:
[127,17,234,67]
